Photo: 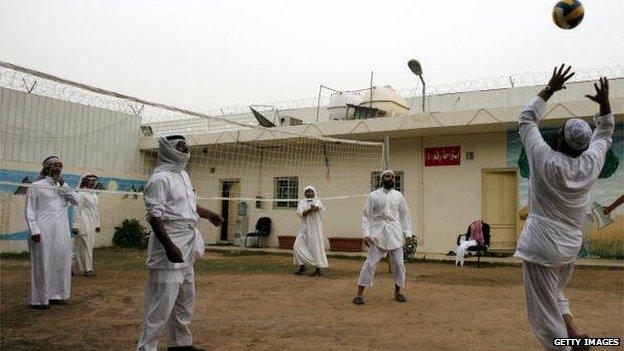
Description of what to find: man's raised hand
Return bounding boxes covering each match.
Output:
[585,77,611,116]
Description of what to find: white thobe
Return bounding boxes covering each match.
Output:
[72,192,100,273]
[25,177,79,306]
[358,188,412,287]
[293,199,328,268]
[513,96,614,350]
[137,170,204,351]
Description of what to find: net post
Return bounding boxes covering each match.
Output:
[383,135,390,170]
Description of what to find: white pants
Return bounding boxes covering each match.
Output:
[523,261,574,351]
[74,234,94,273]
[137,266,195,351]
[455,239,478,266]
[357,245,405,288]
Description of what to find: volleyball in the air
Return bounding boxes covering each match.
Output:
[552,0,584,30]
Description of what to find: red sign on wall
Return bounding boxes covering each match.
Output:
[425,146,461,167]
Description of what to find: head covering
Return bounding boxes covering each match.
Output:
[155,136,190,173]
[469,219,485,245]
[563,118,592,152]
[42,156,61,167]
[76,173,98,189]
[303,185,317,198]
[380,169,395,178]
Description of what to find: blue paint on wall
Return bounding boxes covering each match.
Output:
[0,168,147,241]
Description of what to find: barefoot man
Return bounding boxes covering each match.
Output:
[353,169,414,305]
[137,135,223,351]
[514,65,614,350]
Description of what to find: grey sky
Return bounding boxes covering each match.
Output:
[1,0,623,112]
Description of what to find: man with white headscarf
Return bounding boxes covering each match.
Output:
[137,135,223,351]
[293,186,328,276]
[353,169,413,305]
[71,174,100,276]
[514,65,614,351]
[25,156,80,309]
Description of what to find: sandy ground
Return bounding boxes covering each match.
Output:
[1,248,623,351]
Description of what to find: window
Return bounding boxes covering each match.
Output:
[371,171,404,193]
[274,177,298,208]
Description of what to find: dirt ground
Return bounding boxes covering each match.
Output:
[1,249,623,351]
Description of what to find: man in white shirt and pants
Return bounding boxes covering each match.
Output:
[137,135,223,351]
[353,169,414,305]
[25,156,80,309]
[514,65,614,351]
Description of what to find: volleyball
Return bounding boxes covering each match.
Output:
[552,0,584,30]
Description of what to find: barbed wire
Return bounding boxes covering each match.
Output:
[2,63,622,125]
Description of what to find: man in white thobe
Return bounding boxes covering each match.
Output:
[293,186,328,276]
[25,156,80,309]
[353,170,414,305]
[137,135,222,351]
[514,65,614,351]
[71,174,100,276]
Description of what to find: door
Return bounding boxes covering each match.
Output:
[482,169,517,252]
[219,180,240,242]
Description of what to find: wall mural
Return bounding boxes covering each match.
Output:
[507,124,623,259]
[0,168,146,241]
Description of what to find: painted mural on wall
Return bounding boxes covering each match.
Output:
[0,168,147,242]
[507,124,624,259]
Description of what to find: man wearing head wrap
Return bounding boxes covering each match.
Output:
[513,65,614,351]
[25,156,80,309]
[137,135,223,351]
[71,174,100,276]
[293,186,328,276]
[353,169,414,305]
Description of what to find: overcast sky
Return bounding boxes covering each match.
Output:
[1,0,623,112]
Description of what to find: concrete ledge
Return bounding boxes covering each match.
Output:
[205,245,623,269]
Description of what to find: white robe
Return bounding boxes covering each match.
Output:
[25,177,79,305]
[513,96,614,350]
[293,199,328,268]
[72,192,100,273]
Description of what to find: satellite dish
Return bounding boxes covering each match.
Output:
[408,59,422,76]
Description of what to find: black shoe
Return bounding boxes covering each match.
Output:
[310,270,322,277]
[395,293,407,302]
[29,304,50,310]
[352,296,365,305]
[49,299,68,305]
[167,346,205,351]
[83,271,94,277]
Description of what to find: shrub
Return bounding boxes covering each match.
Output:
[113,219,148,248]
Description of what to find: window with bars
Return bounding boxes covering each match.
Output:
[274,177,299,209]
[371,171,404,193]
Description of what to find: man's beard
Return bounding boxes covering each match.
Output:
[382,180,394,189]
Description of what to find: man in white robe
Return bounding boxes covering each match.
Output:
[137,135,223,351]
[25,156,80,309]
[353,170,414,305]
[71,174,100,276]
[514,65,614,351]
[293,186,328,276]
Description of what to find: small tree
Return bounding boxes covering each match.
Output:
[113,219,148,248]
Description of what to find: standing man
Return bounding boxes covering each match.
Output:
[71,174,101,276]
[353,169,413,305]
[514,65,614,351]
[137,135,223,351]
[293,186,328,276]
[25,156,80,309]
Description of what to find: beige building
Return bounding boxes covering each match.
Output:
[2,76,623,256]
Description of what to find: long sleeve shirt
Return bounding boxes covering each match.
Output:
[25,176,80,235]
[362,188,413,251]
[513,96,614,266]
[143,170,198,224]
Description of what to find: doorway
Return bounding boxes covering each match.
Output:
[482,169,518,252]
[219,180,240,243]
